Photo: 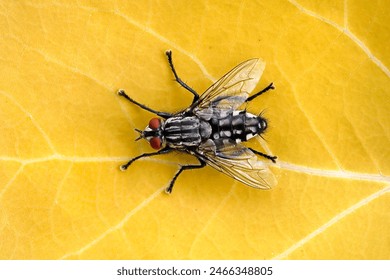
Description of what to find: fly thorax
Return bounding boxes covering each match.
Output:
[164,116,203,147]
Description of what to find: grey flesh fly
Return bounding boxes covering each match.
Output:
[118,51,277,194]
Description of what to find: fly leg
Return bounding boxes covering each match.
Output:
[120,146,173,171]
[165,158,206,194]
[165,50,200,104]
[117,89,172,119]
[246,82,275,102]
[249,148,277,163]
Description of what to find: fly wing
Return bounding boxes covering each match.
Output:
[191,59,265,118]
[195,139,277,189]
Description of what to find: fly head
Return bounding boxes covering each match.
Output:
[135,117,165,150]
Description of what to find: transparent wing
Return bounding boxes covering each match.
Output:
[192,58,265,116]
[195,140,276,189]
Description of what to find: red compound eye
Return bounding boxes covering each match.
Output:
[148,118,161,130]
[149,137,162,150]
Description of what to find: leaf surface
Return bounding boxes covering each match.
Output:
[0,0,389,259]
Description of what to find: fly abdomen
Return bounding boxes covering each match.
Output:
[211,111,267,143]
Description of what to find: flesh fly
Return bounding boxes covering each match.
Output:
[118,51,277,193]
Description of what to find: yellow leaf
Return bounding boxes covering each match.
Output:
[0,0,389,260]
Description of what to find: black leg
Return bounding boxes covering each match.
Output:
[117,89,172,119]
[120,146,173,171]
[246,82,275,102]
[165,159,206,194]
[249,148,277,163]
[165,50,200,104]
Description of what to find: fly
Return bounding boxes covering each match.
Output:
[118,50,277,193]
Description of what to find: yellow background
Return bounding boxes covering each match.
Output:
[0,0,389,259]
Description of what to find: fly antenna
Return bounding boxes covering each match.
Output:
[134,128,143,141]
